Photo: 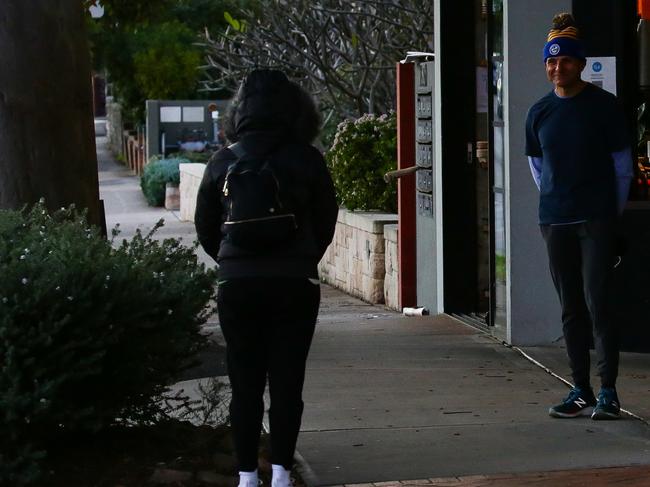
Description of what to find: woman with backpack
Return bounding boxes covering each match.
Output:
[195,70,339,487]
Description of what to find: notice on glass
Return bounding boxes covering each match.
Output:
[584,57,616,95]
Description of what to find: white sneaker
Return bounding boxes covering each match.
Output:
[271,464,292,487]
[238,470,258,487]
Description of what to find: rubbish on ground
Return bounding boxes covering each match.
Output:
[402,307,429,316]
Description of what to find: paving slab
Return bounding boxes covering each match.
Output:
[521,344,650,422]
[345,465,650,486]
[298,308,650,486]
[299,421,650,485]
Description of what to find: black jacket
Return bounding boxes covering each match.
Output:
[196,71,338,279]
[195,138,338,280]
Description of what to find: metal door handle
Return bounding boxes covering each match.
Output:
[384,165,420,182]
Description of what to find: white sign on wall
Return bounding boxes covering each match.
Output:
[182,106,205,122]
[160,106,182,123]
[584,56,617,95]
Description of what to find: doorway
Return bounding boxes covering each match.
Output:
[439,0,502,334]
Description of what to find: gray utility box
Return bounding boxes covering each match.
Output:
[145,99,230,160]
[414,60,442,314]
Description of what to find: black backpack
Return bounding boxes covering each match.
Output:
[221,143,297,250]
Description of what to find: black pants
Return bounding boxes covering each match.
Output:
[217,277,320,472]
[540,220,619,389]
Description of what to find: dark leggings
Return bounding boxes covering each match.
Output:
[541,219,619,389]
[217,277,319,472]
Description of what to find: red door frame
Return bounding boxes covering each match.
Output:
[396,62,417,308]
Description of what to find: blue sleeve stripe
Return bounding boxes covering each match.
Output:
[612,147,632,214]
[528,156,542,190]
[612,147,633,178]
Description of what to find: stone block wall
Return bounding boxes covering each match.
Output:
[319,209,398,306]
[179,163,206,222]
[383,224,398,310]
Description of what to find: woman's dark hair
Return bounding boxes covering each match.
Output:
[223,70,321,144]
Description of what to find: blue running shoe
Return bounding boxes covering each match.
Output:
[591,387,621,420]
[549,387,596,418]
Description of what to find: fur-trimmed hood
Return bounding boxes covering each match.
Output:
[224,69,321,156]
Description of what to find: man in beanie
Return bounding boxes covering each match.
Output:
[525,13,633,420]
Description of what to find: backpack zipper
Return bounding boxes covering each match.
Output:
[224,214,297,225]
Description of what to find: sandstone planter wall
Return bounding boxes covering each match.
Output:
[319,209,398,307]
[179,163,206,222]
[383,224,398,310]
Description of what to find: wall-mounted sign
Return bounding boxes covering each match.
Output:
[584,56,617,95]
[160,106,182,123]
[182,106,205,122]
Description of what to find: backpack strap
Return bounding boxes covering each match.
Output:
[223,143,245,194]
[228,142,246,159]
[227,142,274,172]
[223,143,246,197]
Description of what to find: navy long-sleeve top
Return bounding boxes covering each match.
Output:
[525,83,633,224]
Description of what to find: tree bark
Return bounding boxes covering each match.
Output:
[0,0,101,225]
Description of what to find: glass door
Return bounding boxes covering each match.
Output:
[488,0,507,333]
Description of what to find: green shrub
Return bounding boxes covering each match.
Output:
[0,202,216,484]
[141,157,187,206]
[326,112,397,213]
[175,150,214,164]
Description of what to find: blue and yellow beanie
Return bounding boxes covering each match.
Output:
[543,13,585,62]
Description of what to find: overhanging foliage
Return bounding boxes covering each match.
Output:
[200,0,433,122]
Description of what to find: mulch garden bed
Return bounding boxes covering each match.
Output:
[39,420,304,487]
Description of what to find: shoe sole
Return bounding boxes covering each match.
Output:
[548,406,594,418]
[591,410,621,420]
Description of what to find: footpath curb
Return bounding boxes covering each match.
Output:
[338,464,650,487]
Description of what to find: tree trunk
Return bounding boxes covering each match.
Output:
[0,0,101,226]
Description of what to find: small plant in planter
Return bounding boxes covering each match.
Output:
[141,157,188,207]
[326,112,397,213]
[175,150,214,164]
[0,202,217,484]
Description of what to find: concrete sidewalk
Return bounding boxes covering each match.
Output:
[298,301,650,486]
[97,132,211,264]
[97,133,650,487]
